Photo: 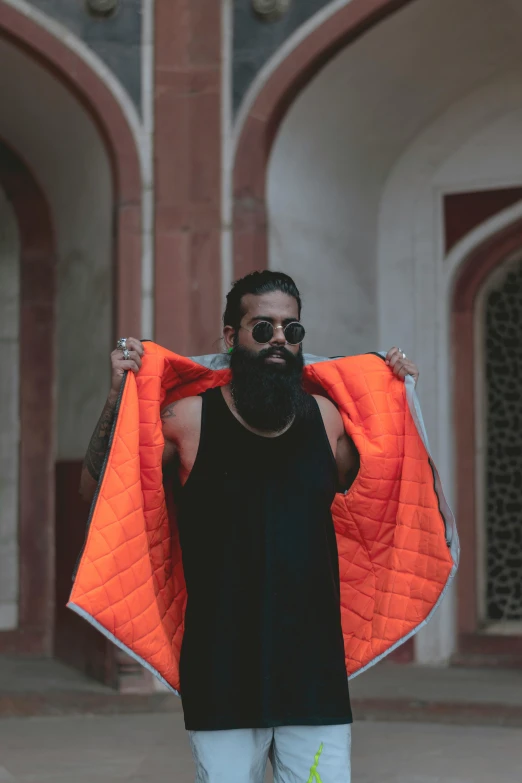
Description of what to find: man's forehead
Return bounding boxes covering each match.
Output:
[241,291,299,319]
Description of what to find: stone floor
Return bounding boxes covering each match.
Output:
[3,656,522,726]
[349,660,522,706]
[0,656,109,694]
[2,657,522,781]
[1,712,522,782]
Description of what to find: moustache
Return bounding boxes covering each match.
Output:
[258,346,296,363]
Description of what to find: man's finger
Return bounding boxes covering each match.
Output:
[120,360,140,374]
[127,337,144,356]
[386,347,408,366]
[117,349,142,368]
[394,358,412,376]
[385,347,399,365]
[126,350,142,368]
[388,354,404,371]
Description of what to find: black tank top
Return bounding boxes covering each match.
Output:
[176,386,352,731]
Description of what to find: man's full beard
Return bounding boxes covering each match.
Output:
[229,344,311,433]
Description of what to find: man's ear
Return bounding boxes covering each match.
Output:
[223,325,235,350]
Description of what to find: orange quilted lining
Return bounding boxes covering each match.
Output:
[69,343,454,693]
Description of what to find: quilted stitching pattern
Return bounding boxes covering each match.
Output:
[69,345,455,691]
[308,357,454,673]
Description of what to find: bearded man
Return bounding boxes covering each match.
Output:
[76,271,456,783]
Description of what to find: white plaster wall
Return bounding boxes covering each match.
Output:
[268,111,381,357]
[0,189,20,630]
[0,37,113,460]
[434,107,522,190]
[378,73,522,664]
[267,0,522,358]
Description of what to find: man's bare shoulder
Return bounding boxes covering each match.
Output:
[312,394,341,420]
[161,396,202,437]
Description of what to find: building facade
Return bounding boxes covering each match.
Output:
[1,0,521,685]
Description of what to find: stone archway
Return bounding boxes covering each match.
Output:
[0,140,56,655]
[0,0,143,335]
[0,4,143,684]
[453,216,522,665]
[232,0,416,279]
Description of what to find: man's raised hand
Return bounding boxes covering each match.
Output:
[385,347,419,385]
[110,337,144,397]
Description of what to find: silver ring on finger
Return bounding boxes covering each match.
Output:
[117,337,127,350]
[122,348,131,361]
[402,351,407,360]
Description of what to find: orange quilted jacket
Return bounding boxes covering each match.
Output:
[69,343,459,694]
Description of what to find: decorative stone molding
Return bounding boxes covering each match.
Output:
[86,0,118,16]
[252,0,291,22]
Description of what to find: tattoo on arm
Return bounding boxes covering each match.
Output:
[84,400,179,483]
[160,402,178,422]
[83,396,117,482]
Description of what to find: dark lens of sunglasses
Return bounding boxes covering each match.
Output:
[252,322,274,343]
[284,323,305,345]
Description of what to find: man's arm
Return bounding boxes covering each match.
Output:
[314,395,359,492]
[160,402,180,466]
[160,396,202,482]
[315,348,420,493]
[335,430,360,493]
[79,391,119,503]
[79,337,144,504]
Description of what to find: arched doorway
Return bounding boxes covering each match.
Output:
[479,254,522,628]
[454,217,522,665]
[232,0,416,279]
[0,1,143,335]
[0,3,143,685]
[0,141,56,655]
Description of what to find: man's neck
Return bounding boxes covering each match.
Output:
[221,384,294,438]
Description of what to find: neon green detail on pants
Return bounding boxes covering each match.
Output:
[307,742,324,783]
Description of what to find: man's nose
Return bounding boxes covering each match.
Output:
[270,325,286,346]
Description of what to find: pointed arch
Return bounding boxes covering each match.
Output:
[0,139,56,654]
[453,214,522,663]
[0,0,143,335]
[232,0,416,278]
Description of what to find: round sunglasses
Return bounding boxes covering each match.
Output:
[241,321,306,346]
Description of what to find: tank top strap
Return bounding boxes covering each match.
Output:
[290,394,337,472]
[200,385,237,438]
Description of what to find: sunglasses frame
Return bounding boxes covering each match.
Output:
[241,320,305,346]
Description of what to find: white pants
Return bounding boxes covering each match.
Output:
[188,724,352,783]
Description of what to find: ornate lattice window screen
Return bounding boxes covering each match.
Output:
[484,255,522,622]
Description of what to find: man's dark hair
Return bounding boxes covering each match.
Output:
[223,270,302,331]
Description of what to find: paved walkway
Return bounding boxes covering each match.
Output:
[3,656,522,726]
[2,658,522,781]
[1,712,522,782]
[350,660,522,705]
[348,660,522,726]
